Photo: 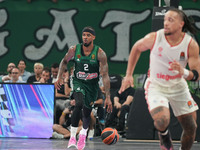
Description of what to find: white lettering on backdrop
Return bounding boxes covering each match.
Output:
[0,9,200,61]
[24,9,79,60]
[101,10,151,61]
[0,9,9,56]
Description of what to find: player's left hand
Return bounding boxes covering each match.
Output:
[104,98,112,113]
[169,60,184,75]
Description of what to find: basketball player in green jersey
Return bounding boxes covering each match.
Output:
[55,26,112,150]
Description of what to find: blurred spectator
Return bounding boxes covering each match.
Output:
[39,68,51,83]
[52,99,82,139]
[109,74,123,103]
[55,69,71,124]
[94,88,105,124]
[48,63,59,83]
[105,85,135,132]
[52,91,104,139]
[2,63,17,82]
[27,63,44,83]
[4,67,25,83]
[18,60,31,82]
[98,74,106,123]
[55,69,71,99]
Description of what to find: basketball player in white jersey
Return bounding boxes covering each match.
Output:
[119,8,200,150]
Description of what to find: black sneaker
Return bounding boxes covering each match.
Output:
[158,131,174,150]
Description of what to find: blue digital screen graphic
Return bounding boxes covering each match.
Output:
[0,83,54,138]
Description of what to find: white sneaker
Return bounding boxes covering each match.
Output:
[87,129,94,139]
[52,132,64,139]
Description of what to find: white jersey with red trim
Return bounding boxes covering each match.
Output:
[148,29,192,87]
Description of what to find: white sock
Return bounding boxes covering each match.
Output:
[80,128,88,136]
[88,129,94,138]
[70,126,78,138]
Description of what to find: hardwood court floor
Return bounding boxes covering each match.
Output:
[0,137,200,150]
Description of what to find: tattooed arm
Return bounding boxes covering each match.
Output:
[55,46,76,90]
[98,48,112,112]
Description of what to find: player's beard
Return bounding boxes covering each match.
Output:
[164,32,172,36]
[83,41,92,47]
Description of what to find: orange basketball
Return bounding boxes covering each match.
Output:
[101,127,119,145]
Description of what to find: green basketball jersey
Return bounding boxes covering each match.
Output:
[73,43,100,84]
[72,43,100,108]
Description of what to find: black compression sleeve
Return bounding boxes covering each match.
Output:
[190,70,199,81]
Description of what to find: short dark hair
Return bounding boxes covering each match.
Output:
[43,67,50,73]
[18,59,26,65]
[51,63,59,69]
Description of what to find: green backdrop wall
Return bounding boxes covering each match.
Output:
[0,0,200,75]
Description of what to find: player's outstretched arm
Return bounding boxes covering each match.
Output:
[119,32,156,94]
[55,46,75,90]
[98,48,112,112]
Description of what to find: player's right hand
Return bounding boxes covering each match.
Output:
[54,78,63,90]
[119,75,134,94]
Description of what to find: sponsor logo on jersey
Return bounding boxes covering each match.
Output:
[77,54,81,59]
[180,52,185,61]
[158,47,163,57]
[187,100,193,108]
[76,71,98,80]
[157,73,181,81]
[86,73,98,80]
[90,60,96,63]
[91,54,95,59]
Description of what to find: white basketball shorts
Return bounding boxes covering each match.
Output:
[144,78,199,117]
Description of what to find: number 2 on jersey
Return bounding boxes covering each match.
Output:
[84,64,89,71]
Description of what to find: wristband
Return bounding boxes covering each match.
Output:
[62,112,66,116]
[183,68,189,79]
